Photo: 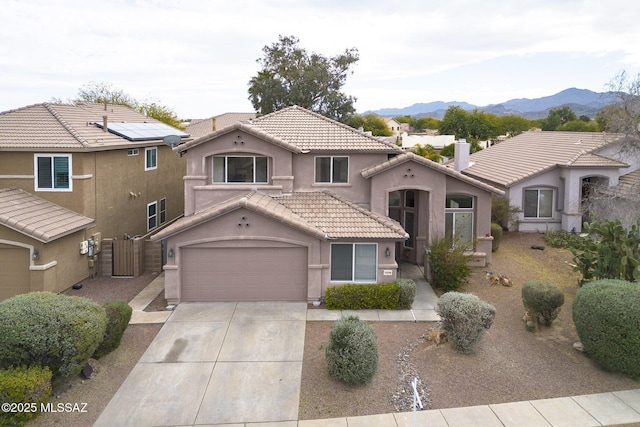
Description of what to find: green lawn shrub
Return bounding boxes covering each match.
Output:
[93,301,133,359]
[572,279,640,379]
[491,223,503,252]
[396,278,416,309]
[325,315,378,385]
[0,292,107,377]
[428,236,471,292]
[521,281,565,327]
[0,365,52,426]
[436,292,496,354]
[325,282,400,310]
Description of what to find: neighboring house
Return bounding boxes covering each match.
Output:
[384,117,402,135]
[453,131,637,233]
[186,113,256,139]
[152,106,502,304]
[0,102,189,300]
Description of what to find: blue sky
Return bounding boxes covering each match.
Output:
[1,0,639,119]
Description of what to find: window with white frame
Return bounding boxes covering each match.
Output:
[212,155,268,183]
[34,154,72,191]
[315,156,348,184]
[145,147,157,171]
[147,201,157,231]
[330,243,377,282]
[445,194,474,246]
[159,198,166,224]
[524,188,553,218]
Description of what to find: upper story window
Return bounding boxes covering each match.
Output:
[147,201,157,231]
[524,188,553,218]
[145,147,157,171]
[34,154,71,191]
[445,194,474,246]
[315,156,348,184]
[212,155,268,184]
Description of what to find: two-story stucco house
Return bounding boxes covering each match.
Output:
[152,106,502,304]
[0,102,188,300]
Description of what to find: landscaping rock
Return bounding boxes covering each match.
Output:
[82,358,100,379]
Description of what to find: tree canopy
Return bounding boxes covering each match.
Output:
[597,71,640,147]
[74,82,184,129]
[344,114,392,136]
[248,35,359,122]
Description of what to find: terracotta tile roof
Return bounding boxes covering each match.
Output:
[565,153,628,168]
[461,131,625,187]
[151,190,407,241]
[186,113,256,139]
[0,187,94,242]
[0,102,187,151]
[601,169,640,201]
[249,106,402,152]
[274,191,407,239]
[361,152,504,195]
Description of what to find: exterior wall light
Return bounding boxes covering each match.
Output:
[32,248,40,261]
[385,247,391,257]
[168,248,174,258]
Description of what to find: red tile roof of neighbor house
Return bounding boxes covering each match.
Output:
[0,102,187,151]
[0,188,94,242]
[151,190,408,242]
[461,131,626,187]
[177,106,402,154]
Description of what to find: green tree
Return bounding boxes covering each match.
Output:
[541,106,577,130]
[248,35,359,122]
[499,115,532,137]
[411,143,442,162]
[557,120,600,132]
[438,106,469,139]
[344,114,392,136]
[74,81,184,129]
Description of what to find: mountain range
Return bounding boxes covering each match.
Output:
[369,88,619,119]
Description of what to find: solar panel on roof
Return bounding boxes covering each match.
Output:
[94,122,190,141]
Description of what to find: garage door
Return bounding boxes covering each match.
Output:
[181,247,307,301]
[0,246,30,301]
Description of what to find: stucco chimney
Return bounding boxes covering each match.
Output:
[102,116,108,132]
[454,138,470,171]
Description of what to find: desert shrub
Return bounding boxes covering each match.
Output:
[572,279,640,379]
[0,365,52,426]
[325,315,378,385]
[521,281,565,326]
[570,219,640,285]
[396,279,416,309]
[543,229,583,249]
[428,236,471,292]
[491,194,519,230]
[325,282,400,310]
[436,292,496,353]
[491,223,503,252]
[0,292,107,377]
[93,301,133,359]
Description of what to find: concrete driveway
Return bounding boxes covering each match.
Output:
[94,301,307,426]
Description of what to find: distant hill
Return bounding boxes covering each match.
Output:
[369,88,619,119]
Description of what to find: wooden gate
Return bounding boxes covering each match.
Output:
[113,239,135,276]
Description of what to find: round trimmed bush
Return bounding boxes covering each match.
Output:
[436,292,496,354]
[396,278,417,309]
[93,301,133,359]
[522,281,565,326]
[0,292,107,377]
[325,315,378,385]
[572,279,640,379]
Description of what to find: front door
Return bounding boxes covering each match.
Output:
[389,190,418,263]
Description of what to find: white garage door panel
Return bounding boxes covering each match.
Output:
[0,247,30,301]
[181,247,307,301]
